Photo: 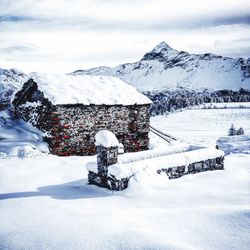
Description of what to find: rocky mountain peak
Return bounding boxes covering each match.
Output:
[141,41,179,61]
[151,41,174,53]
[69,42,250,91]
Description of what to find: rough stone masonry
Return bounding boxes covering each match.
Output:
[13,80,151,156]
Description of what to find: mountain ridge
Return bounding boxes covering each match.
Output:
[0,42,249,109]
[72,41,250,91]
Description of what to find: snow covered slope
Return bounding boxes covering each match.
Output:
[0,110,49,158]
[72,42,250,91]
[0,68,26,107]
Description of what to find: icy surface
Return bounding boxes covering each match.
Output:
[95,130,119,147]
[21,72,152,105]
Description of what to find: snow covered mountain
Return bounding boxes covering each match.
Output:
[0,68,26,107]
[72,42,250,91]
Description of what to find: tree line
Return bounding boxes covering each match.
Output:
[143,88,250,116]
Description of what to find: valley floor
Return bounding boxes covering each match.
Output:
[0,106,250,250]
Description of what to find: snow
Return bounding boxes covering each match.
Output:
[89,136,191,176]
[118,141,190,164]
[195,102,250,109]
[73,42,250,91]
[0,150,249,249]
[19,72,152,105]
[19,101,42,108]
[151,107,250,147]
[150,41,179,59]
[0,110,49,158]
[85,161,97,173]
[216,135,250,155]
[95,130,119,147]
[108,147,224,179]
[0,68,26,104]
[0,106,250,249]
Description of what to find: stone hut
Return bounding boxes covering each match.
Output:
[12,73,152,156]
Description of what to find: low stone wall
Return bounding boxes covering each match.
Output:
[87,141,225,191]
[88,172,130,191]
[88,156,225,191]
[157,156,224,179]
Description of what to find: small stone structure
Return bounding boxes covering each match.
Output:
[88,130,130,191]
[12,73,152,156]
[87,137,225,191]
[157,156,224,179]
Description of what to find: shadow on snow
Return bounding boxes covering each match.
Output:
[0,179,115,200]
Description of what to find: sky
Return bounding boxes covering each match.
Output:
[0,0,250,74]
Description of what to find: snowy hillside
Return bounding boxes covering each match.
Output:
[0,110,49,158]
[72,42,250,91]
[0,68,26,108]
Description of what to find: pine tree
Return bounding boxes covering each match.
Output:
[237,127,245,135]
[228,123,237,136]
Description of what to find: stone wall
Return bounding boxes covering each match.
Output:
[13,79,53,131]
[46,104,150,156]
[14,98,151,156]
[157,156,224,179]
[14,102,52,131]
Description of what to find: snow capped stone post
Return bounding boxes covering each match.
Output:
[95,130,119,177]
[87,130,130,191]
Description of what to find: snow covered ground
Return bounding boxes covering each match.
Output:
[1,106,250,250]
[217,135,250,155]
[151,106,250,147]
[0,110,48,158]
[195,102,250,109]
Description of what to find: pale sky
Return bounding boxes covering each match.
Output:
[0,0,250,73]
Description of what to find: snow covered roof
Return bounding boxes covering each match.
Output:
[23,72,152,105]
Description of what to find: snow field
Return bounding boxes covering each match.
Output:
[151,107,250,147]
[0,153,249,250]
[0,105,250,249]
